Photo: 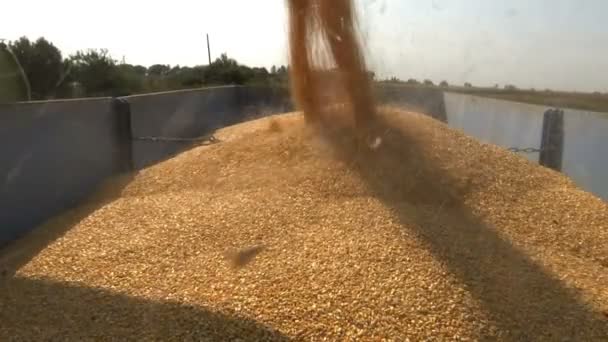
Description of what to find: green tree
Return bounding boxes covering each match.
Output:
[116,64,145,94]
[166,65,206,89]
[185,66,206,87]
[148,64,170,76]
[205,53,249,85]
[244,67,269,85]
[0,41,28,102]
[68,49,127,96]
[132,65,147,76]
[423,79,434,86]
[439,80,448,87]
[8,37,64,99]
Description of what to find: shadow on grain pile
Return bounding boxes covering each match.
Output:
[0,276,288,340]
[314,110,607,339]
[0,173,136,278]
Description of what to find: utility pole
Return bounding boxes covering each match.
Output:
[206,34,211,65]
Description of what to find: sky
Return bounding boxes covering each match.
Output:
[1,0,607,92]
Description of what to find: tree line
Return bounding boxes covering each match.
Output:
[4,36,558,104]
[0,36,289,102]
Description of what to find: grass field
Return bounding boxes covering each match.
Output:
[451,88,608,113]
[378,82,608,113]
